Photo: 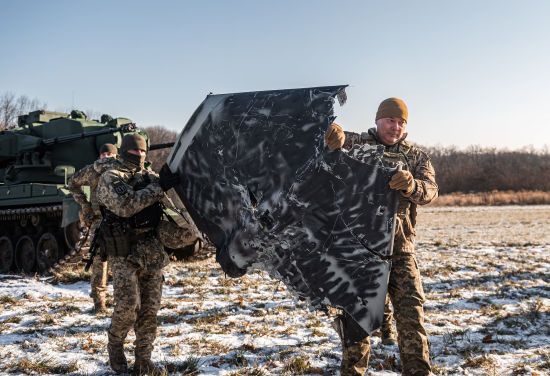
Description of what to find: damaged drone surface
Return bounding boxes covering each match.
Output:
[168,86,399,334]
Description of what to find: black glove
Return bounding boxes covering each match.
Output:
[159,164,180,191]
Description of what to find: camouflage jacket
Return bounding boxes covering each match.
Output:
[96,159,164,219]
[344,128,438,253]
[67,157,118,216]
[96,159,197,268]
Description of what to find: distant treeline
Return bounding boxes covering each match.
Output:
[423,145,550,194]
[144,125,178,172]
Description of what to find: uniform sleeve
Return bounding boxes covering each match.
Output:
[96,170,164,217]
[342,131,365,149]
[67,164,95,208]
[408,152,438,205]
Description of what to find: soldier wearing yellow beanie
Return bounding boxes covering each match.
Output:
[375,97,408,123]
[324,97,438,376]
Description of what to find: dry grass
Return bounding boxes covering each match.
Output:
[40,313,56,325]
[228,367,269,376]
[81,335,106,354]
[0,295,17,304]
[281,355,323,375]
[186,337,232,356]
[51,267,91,284]
[416,205,550,247]
[463,354,498,374]
[1,315,22,324]
[54,304,81,316]
[430,190,550,206]
[8,357,78,374]
[164,356,201,375]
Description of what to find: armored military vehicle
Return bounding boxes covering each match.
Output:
[0,110,141,274]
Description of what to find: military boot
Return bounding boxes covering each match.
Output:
[133,358,165,375]
[381,323,398,345]
[340,339,371,376]
[107,342,128,374]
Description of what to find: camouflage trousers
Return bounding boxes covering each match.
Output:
[340,253,431,376]
[107,256,163,361]
[90,255,108,305]
[88,220,108,307]
[383,295,394,334]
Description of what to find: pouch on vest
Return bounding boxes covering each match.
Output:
[98,221,135,257]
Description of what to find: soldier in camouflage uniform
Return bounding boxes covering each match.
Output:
[325,98,438,376]
[67,143,118,313]
[96,133,195,375]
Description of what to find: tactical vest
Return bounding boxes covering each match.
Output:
[361,131,418,242]
[98,171,163,257]
[382,144,417,228]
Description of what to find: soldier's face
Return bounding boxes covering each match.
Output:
[127,149,146,157]
[376,117,407,145]
[99,152,116,159]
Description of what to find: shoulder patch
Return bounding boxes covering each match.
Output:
[113,179,128,196]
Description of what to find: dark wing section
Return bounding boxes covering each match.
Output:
[168,86,399,334]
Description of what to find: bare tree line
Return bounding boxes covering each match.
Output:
[422,145,550,194]
[143,125,178,172]
[0,92,47,130]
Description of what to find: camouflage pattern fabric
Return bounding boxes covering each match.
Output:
[339,128,437,376]
[389,254,430,375]
[68,158,117,309]
[96,160,164,218]
[157,219,197,249]
[108,255,163,362]
[68,157,118,217]
[89,220,108,309]
[382,295,395,338]
[97,159,188,367]
[90,255,108,308]
[68,164,95,210]
[341,338,371,376]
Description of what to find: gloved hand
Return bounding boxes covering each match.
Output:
[159,163,180,191]
[389,170,416,196]
[80,205,95,227]
[324,122,345,151]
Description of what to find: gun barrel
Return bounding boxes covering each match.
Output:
[41,123,137,147]
[149,142,175,151]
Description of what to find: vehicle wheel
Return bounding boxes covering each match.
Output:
[36,233,59,273]
[0,236,14,273]
[15,236,36,273]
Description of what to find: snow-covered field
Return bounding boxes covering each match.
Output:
[1,206,549,375]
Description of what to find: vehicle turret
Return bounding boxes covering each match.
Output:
[0,109,160,274]
[0,110,139,184]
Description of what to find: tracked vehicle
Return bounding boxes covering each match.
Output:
[0,110,140,274]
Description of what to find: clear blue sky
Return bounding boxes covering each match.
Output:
[1,0,549,149]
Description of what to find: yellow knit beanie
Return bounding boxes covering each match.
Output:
[375,97,408,123]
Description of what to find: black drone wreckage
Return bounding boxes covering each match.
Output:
[167,86,400,336]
